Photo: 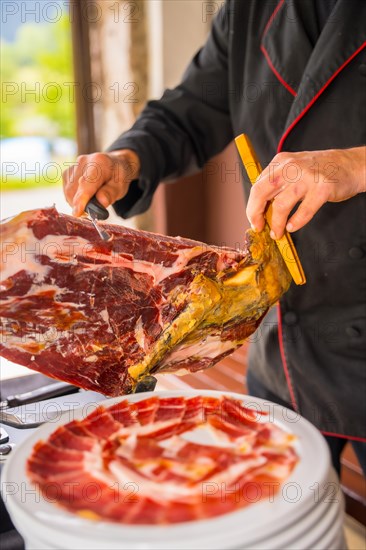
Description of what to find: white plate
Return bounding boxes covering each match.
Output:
[249,468,344,549]
[1,390,334,550]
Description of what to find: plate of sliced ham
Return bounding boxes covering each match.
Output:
[2,390,342,550]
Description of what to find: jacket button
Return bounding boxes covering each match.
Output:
[359,64,366,76]
[345,326,361,338]
[283,311,298,326]
[348,247,364,259]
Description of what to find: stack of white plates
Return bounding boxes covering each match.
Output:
[1,390,347,550]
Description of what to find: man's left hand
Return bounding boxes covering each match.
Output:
[246,146,366,239]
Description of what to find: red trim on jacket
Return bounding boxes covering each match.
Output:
[277,303,298,411]
[262,0,285,38]
[260,45,297,97]
[276,41,366,440]
[278,41,366,152]
[261,0,297,96]
[321,431,366,443]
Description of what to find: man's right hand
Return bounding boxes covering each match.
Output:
[63,149,141,217]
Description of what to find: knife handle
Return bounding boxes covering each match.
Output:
[235,134,306,286]
[85,196,109,221]
[4,382,80,409]
[133,376,158,393]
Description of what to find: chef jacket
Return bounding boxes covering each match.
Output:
[108,0,366,440]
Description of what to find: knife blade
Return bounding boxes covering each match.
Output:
[0,408,61,429]
[0,381,80,410]
[0,426,9,444]
[85,196,112,242]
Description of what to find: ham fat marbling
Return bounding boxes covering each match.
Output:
[0,208,291,394]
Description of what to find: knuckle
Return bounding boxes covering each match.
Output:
[270,174,282,189]
[105,180,119,191]
[317,182,330,201]
[292,183,303,198]
[296,205,314,222]
[274,152,289,163]
[90,152,107,165]
[282,162,301,182]
[273,199,288,212]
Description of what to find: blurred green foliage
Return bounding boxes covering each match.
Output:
[1,14,75,139]
[1,177,63,191]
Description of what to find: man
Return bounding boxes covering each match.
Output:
[63,0,366,473]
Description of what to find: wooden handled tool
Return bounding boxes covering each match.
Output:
[235,134,306,285]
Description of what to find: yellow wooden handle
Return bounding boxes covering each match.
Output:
[235,134,306,286]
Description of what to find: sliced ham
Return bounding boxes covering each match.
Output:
[27,395,298,524]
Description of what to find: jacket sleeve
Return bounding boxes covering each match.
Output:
[107,1,233,219]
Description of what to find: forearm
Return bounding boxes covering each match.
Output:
[340,145,366,194]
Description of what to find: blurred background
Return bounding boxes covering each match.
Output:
[1,0,75,217]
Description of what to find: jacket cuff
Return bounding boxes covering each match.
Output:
[106,131,163,219]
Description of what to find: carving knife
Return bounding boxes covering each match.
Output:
[85,196,111,241]
[0,381,80,410]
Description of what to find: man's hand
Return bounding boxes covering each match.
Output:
[63,149,141,217]
[246,147,366,239]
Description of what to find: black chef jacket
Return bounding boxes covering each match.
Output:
[108,0,366,440]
